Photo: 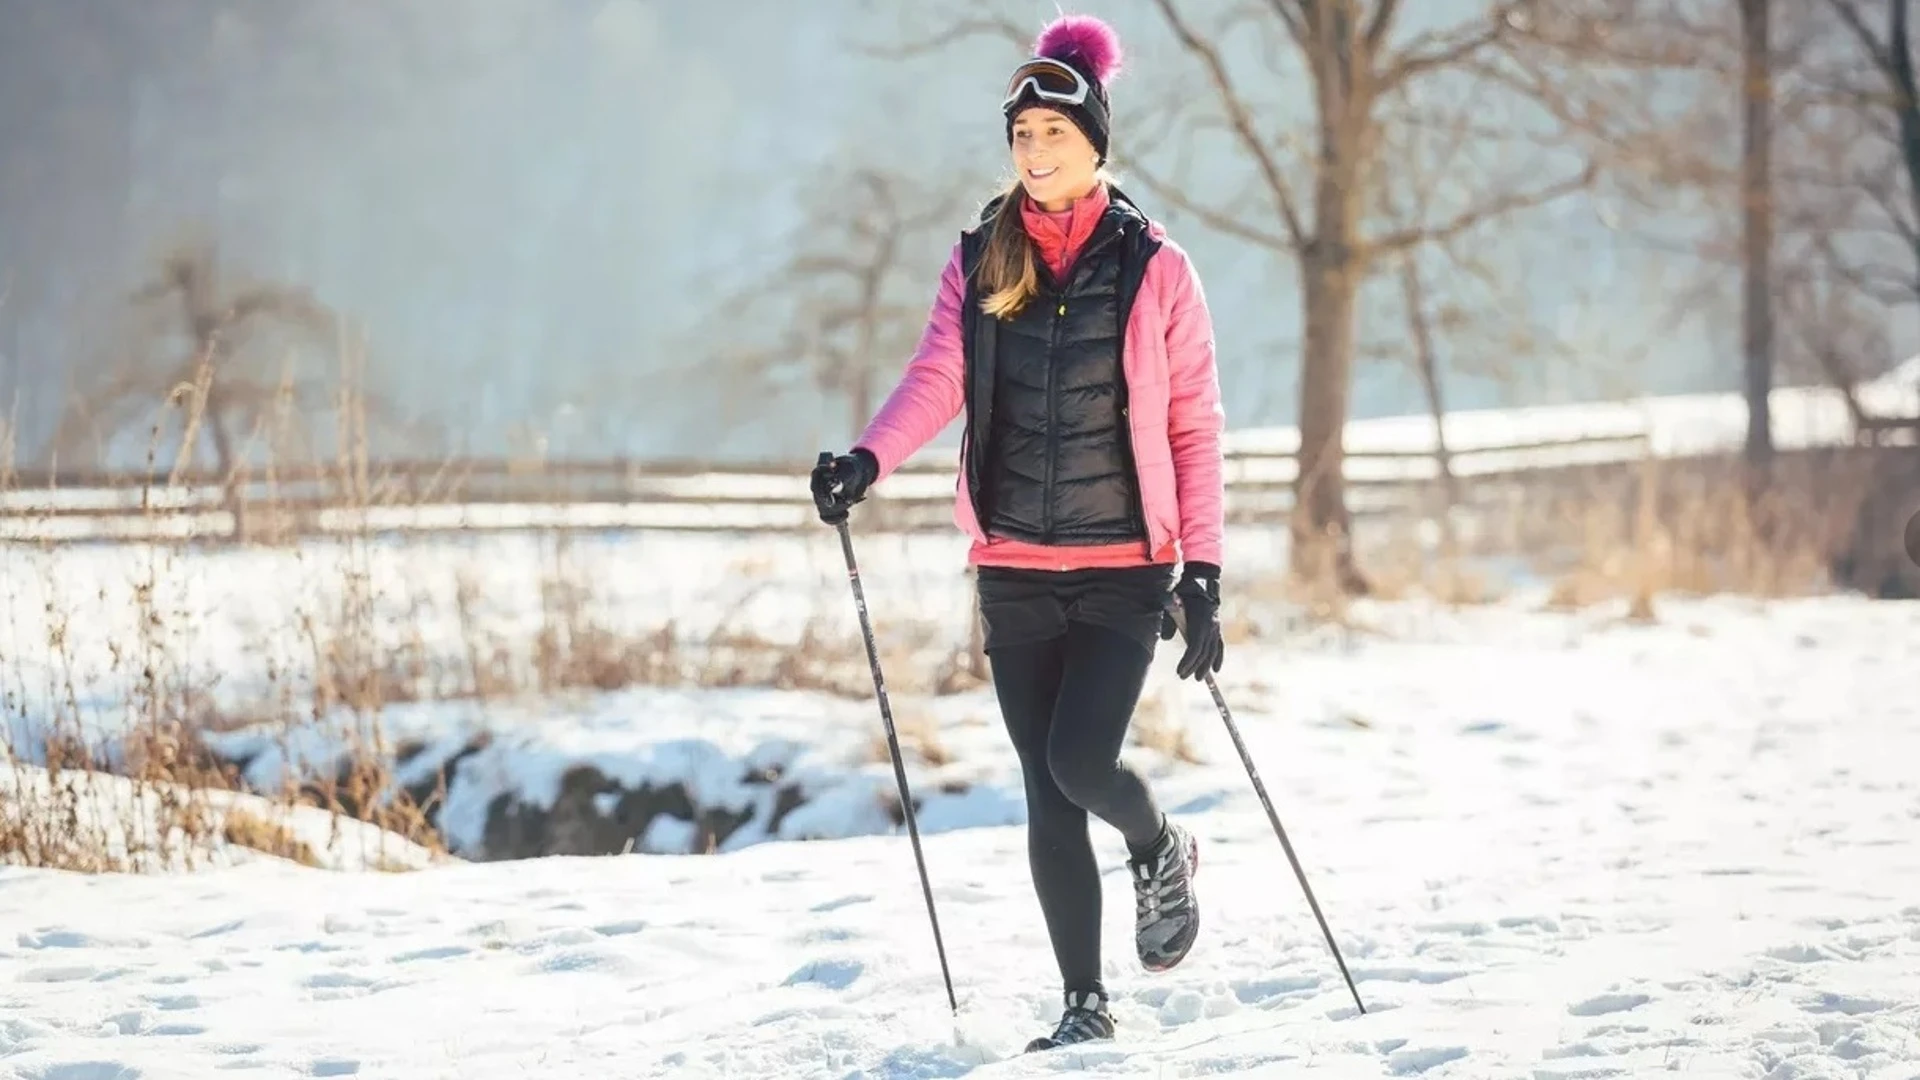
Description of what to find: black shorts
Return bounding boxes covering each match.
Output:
[975,563,1176,654]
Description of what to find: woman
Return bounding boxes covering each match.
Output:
[809,13,1226,1052]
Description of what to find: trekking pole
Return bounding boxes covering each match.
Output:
[1171,602,1366,1015]
[818,454,959,1015]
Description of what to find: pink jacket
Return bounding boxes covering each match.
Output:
[853,204,1226,571]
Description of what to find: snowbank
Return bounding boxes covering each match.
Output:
[187,675,1186,860]
[0,755,445,873]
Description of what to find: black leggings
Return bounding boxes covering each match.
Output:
[978,565,1172,995]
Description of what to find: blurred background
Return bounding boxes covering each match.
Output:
[4,0,1914,459]
[4,10,1919,1072]
[2,0,1919,862]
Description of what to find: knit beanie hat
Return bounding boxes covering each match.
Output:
[1002,15,1125,165]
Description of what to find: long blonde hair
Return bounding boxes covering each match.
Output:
[975,170,1113,320]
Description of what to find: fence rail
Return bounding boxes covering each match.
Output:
[1,431,1659,544]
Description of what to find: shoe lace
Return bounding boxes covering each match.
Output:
[1052,1001,1107,1042]
[1132,848,1185,923]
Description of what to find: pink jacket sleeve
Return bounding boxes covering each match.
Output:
[853,242,967,480]
[1155,241,1227,570]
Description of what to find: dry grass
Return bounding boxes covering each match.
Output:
[1522,451,1872,618]
[865,704,954,768]
[220,806,320,867]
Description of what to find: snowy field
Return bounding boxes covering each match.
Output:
[4,585,1919,1078]
[3,365,1917,1076]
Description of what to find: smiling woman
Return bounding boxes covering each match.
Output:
[808,12,1231,1057]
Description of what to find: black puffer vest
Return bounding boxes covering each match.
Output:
[958,186,1163,548]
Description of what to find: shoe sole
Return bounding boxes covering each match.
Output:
[1025,1035,1115,1053]
[1140,832,1200,973]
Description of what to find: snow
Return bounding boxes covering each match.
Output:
[5,371,1918,1074]
[5,592,1920,1077]
[0,761,444,874]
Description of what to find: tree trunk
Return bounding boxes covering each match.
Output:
[1293,245,1365,593]
[1291,10,1371,595]
[1740,0,1774,487]
[1398,254,1458,549]
[1888,0,1920,292]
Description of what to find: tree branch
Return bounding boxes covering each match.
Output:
[1149,0,1310,248]
[1261,0,1307,48]
[1127,157,1300,251]
[1363,159,1597,257]
[1822,0,1898,81]
[1363,0,1402,55]
[1377,0,1538,93]
[854,14,1031,59]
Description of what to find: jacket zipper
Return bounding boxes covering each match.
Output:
[1036,225,1127,550]
[1042,293,1064,544]
[1119,401,1151,556]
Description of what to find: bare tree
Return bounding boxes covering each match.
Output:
[1815,0,1920,303]
[1510,3,1884,465]
[1362,77,1592,535]
[872,2,1598,593]
[708,163,966,449]
[47,241,387,538]
[1526,3,1914,422]
[1740,0,1776,479]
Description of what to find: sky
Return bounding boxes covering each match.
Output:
[0,0,1893,467]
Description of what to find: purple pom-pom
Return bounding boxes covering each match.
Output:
[1034,14,1124,84]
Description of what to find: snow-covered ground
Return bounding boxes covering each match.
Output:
[0,763,444,875]
[4,591,1918,1078]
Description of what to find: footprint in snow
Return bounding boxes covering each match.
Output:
[18,966,109,983]
[17,930,99,949]
[148,1023,207,1037]
[809,894,871,914]
[391,945,471,963]
[22,1064,145,1080]
[188,920,246,940]
[1387,1045,1468,1075]
[1765,943,1835,964]
[303,972,376,989]
[1354,965,1469,985]
[1530,1060,1632,1079]
[1803,992,1890,1016]
[782,958,863,990]
[1568,992,1651,1017]
[1231,973,1321,1005]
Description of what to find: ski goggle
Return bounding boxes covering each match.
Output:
[1001,57,1092,113]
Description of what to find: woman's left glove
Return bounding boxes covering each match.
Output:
[1160,562,1224,681]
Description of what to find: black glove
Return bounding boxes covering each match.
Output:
[1160,561,1223,681]
[810,448,879,525]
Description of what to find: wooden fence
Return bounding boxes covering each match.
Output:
[0,431,1659,544]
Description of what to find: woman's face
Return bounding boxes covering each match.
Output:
[1010,107,1100,210]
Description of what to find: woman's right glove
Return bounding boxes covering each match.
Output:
[810,448,879,525]
[1160,561,1224,681]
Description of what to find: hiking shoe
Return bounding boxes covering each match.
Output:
[1129,820,1200,972]
[1024,988,1116,1052]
